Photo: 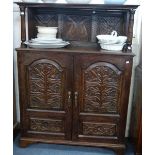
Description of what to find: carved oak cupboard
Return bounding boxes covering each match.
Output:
[15,2,138,155]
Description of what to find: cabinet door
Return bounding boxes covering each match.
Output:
[18,51,73,140]
[73,54,133,143]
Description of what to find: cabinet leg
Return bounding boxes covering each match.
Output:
[19,139,34,148]
[113,148,125,155]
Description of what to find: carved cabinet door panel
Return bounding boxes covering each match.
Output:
[18,51,73,140]
[73,54,133,143]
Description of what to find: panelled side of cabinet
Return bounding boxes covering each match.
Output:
[130,65,142,155]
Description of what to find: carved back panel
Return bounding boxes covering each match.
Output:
[27,59,64,110]
[62,15,91,41]
[28,9,125,42]
[34,14,58,26]
[83,62,122,114]
[96,16,123,36]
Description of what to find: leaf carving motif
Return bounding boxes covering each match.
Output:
[28,60,63,109]
[84,63,121,113]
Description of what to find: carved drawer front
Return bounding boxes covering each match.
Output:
[27,59,64,110]
[30,118,64,133]
[83,62,122,114]
[83,122,117,137]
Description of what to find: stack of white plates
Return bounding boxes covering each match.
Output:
[25,26,70,48]
[25,38,70,48]
[36,26,58,39]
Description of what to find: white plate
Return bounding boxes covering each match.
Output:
[25,42,70,48]
[30,39,65,44]
[31,38,63,43]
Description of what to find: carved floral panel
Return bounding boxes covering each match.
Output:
[83,122,117,136]
[28,59,63,110]
[30,118,64,133]
[83,62,122,113]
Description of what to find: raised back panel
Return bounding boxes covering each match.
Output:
[97,16,124,36]
[62,14,91,41]
[34,14,58,26]
[28,8,126,42]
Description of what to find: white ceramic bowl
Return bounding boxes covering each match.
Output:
[42,0,57,3]
[65,0,91,4]
[37,33,57,39]
[100,43,125,51]
[96,30,119,44]
[117,36,127,44]
[37,26,58,34]
[97,34,118,44]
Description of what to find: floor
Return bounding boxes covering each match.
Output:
[13,135,135,155]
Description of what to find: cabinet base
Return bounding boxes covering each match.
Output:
[20,137,125,155]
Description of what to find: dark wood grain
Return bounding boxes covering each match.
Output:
[17,51,73,140]
[15,2,139,10]
[19,5,26,47]
[127,9,136,51]
[73,54,133,144]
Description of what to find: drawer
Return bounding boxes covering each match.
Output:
[77,114,122,143]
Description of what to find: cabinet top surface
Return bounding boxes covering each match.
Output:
[15,2,139,10]
[16,47,135,57]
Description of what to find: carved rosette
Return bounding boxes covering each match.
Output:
[30,119,64,133]
[84,62,121,113]
[28,59,63,110]
[83,122,116,136]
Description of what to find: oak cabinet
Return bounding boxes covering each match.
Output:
[15,2,138,155]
